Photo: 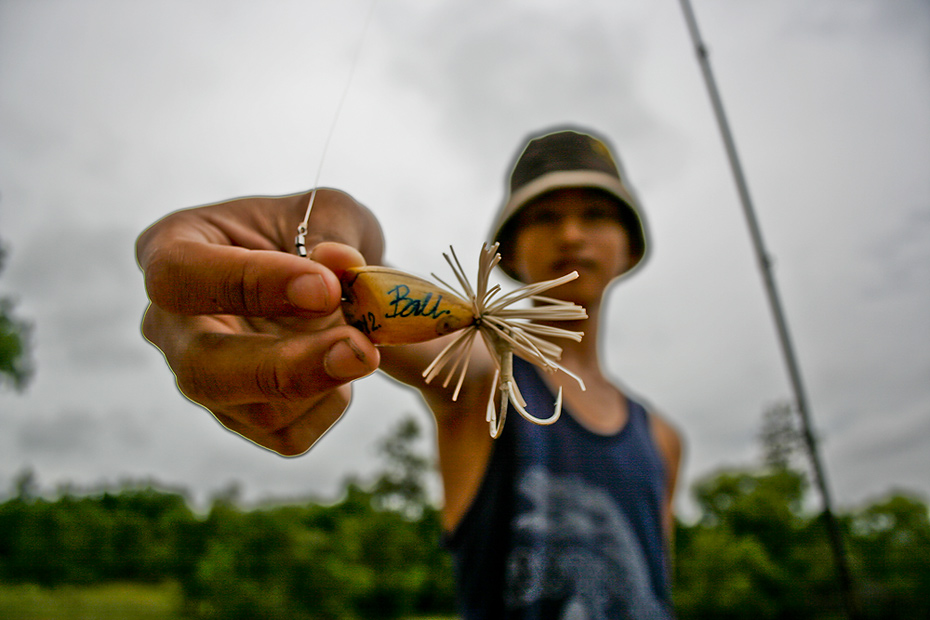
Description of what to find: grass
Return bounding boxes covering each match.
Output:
[0,582,185,620]
[0,582,459,620]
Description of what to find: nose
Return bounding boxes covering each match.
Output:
[556,215,586,244]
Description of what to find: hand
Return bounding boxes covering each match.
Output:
[136,189,385,456]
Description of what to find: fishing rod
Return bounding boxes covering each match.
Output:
[676,1,860,617]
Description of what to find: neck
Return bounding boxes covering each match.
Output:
[548,298,602,374]
[540,297,629,435]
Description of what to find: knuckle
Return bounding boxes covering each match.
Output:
[255,341,331,402]
[213,260,247,316]
[246,407,289,434]
[140,307,158,342]
[174,333,225,403]
[240,259,266,316]
[255,353,290,401]
[271,438,307,458]
[216,256,266,316]
[143,248,183,311]
[271,389,351,457]
[174,356,210,404]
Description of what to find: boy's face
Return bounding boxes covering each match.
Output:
[509,188,632,306]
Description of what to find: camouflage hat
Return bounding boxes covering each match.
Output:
[489,127,648,282]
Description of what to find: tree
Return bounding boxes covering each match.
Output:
[675,468,815,619]
[0,242,33,390]
[673,400,930,619]
[758,400,803,471]
[370,415,434,518]
[0,479,203,586]
[180,416,456,620]
[847,493,930,619]
[674,404,842,619]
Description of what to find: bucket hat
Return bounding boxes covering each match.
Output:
[489,127,648,282]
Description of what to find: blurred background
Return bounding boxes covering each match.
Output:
[0,0,928,617]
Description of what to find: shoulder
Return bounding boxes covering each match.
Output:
[646,409,684,478]
[644,408,684,542]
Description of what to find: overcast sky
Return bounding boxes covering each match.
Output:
[1,0,928,517]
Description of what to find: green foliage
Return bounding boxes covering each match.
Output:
[4,415,928,619]
[0,477,204,586]
[675,465,930,620]
[694,468,807,558]
[675,469,824,618]
[0,243,33,391]
[181,417,456,620]
[0,431,455,619]
[847,494,930,619]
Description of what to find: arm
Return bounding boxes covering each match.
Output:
[650,412,684,550]
[137,188,498,528]
[136,189,384,456]
[378,338,499,532]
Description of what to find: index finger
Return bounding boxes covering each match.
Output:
[137,189,383,317]
[142,240,344,317]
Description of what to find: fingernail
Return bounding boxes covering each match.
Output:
[324,338,370,380]
[287,274,329,312]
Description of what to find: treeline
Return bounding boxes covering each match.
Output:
[0,418,456,620]
[673,468,930,619]
[1,418,928,619]
[0,480,454,619]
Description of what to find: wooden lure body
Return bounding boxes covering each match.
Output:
[340,266,475,345]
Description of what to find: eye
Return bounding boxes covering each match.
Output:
[527,207,560,225]
[583,205,616,222]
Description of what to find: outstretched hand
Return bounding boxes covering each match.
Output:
[136,189,385,455]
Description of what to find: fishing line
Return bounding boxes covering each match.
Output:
[289,1,587,438]
[296,0,379,257]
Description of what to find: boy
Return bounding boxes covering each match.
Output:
[138,127,682,618]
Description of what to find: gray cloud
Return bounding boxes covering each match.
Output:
[4,224,149,371]
[381,3,667,167]
[17,409,101,455]
[864,207,930,298]
[0,0,927,515]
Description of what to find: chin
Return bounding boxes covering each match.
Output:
[543,280,601,307]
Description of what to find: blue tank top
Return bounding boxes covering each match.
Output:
[445,356,673,619]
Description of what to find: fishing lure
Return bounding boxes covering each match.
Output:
[339,243,587,438]
[287,1,587,435]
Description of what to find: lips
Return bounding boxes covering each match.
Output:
[551,258,597,276]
